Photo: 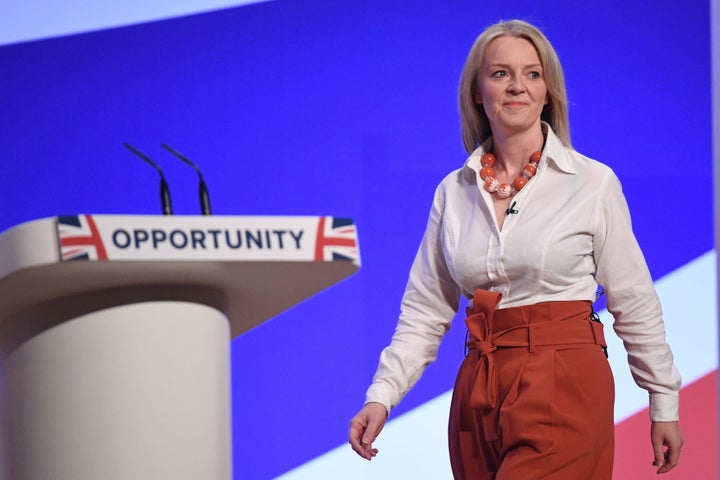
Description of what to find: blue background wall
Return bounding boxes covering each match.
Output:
[0,0,713,478]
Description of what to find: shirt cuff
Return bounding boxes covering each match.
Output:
[649,392,680,422]
[364,383,395,416]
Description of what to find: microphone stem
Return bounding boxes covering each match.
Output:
[160,178,173,215]
[199,181,212,216]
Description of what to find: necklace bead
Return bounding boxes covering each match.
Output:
[512,176,527,191]
[479,151,541,198]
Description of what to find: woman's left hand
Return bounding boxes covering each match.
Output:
[651,421,684,474]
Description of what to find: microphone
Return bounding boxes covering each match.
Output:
[161,144,212,215]
[505,201,519,215]
[123,143,173,215]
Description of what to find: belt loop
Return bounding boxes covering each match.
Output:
[589,319,609,357]
[589,320,599,344]
[528,323,536,353]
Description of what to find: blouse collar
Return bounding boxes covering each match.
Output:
[465,122,577,175]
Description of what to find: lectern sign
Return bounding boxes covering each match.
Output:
[56,214,359,264]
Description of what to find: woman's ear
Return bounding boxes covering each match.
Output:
[474,93,482,104]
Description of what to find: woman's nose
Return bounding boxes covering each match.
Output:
[507,76,525,93]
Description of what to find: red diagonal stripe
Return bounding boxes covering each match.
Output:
[613,370,717,478]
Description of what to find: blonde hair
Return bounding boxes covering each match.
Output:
[458,20,570,153]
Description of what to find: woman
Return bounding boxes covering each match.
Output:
[348,19,684,478]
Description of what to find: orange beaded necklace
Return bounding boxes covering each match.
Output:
[479,151,542,199]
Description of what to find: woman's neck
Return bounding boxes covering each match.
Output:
[491,127,545,173]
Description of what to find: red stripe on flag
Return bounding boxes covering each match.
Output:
[85,215,108,260]
[314,217,326,261]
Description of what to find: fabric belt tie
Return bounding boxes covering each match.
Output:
[465,290,607,413]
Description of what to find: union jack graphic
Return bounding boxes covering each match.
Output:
[57,215,109,261]
[314,217,359,262]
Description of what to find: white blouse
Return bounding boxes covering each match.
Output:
[365,124,681,422]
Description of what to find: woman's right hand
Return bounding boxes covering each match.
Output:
[348,402,388,460]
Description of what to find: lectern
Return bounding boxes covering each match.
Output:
[0,214,360,480]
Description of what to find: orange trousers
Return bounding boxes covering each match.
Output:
[448,290,615,480]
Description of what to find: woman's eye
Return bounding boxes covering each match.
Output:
[529,71,542,78]
[492,70,507,78]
